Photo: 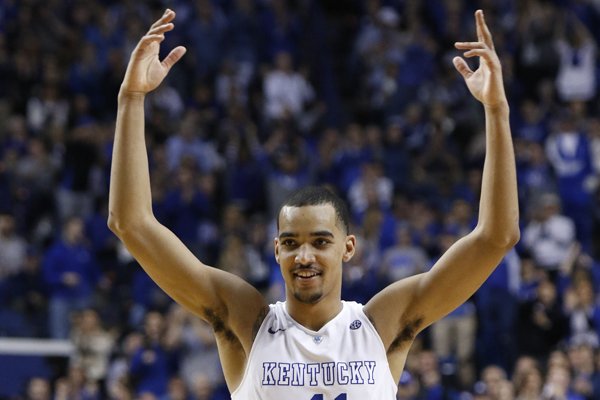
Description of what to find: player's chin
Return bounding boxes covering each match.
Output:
[293,289,323,304]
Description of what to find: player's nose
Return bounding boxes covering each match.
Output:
[294,244,316,264]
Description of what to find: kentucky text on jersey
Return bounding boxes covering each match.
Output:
[261,361,377,386]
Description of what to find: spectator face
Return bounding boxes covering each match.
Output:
[108,380,133,400]
[516,368,542,397]
[63,217,84,245]
[527,142,546,165]
[520,100,540,123]
[385,123,403,144]
[277,152,300,173]
[26,377,50,400]
[28,138,46,158]
[144,311,164,340]
[345,123,364,147]
[176,165,195,187]
[192,373,214,399]
[167,377,188,400]
[275,52,292,72]
[545,365,571,395]
[79,309,100,333]
[537,280,557,305]
[222,204,245,233]
[0,213,16,237]
[535,194,560,220]
[361,162,381,180]
[496,380,515,400]
[513,355,538,377]
[548,350,569,370]
[395,226,412,247]
[482,365,507,398]
[68,363,86,387]
[520,257,540,282]
[23,251,41,274]
[198,173,215,195]
[138,393,157,400]
[575,279,595,306]
[417,351,439,374]
[180,111,199,140]
[451,199,472,224]
[568,344,595,372]
[123,332,144,356]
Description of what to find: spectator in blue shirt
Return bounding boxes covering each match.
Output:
[129,311,175,398]
[43,216,100,338]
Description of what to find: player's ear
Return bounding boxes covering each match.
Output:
[342,235,356,262]
[274,237,280,264]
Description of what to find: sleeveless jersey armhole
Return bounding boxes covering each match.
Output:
[357,303,396,384]
[230,306,272,398]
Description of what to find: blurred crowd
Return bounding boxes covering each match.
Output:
[1,0,600,399]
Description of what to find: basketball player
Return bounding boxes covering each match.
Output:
[108,9,518,399]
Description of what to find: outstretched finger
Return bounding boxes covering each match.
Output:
[161,46,187,70]
[475,10,494,49]
[455,42,486,50]
[462,49,492,59]
[452,56,473,80]
[148,23,174,36]
[150,9,175,31]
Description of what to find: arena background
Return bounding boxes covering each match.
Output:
[0,0,599,399]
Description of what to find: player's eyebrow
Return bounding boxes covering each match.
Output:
[278,231,334,239]
[310,231,334,238]
[279,232,297,239]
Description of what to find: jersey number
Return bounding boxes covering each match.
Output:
[310,394,347,400]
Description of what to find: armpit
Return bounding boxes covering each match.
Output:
[387,316,424,354]
[203,306,237,343]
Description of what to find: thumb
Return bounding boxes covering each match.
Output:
[453,56,472,80]
[162,46,187,70]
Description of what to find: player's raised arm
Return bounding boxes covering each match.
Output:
[365,9,519,357]
[107,10,267,384]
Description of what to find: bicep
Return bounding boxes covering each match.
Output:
[413,233,507,325]
[366,231,508,348]
[117,217,266,339]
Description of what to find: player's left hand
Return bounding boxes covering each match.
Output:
[120,9,186,97]
[453,10,507,109]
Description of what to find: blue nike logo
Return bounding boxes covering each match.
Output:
[268,327,286,334]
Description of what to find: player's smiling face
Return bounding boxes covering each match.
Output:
[275,204,355,304]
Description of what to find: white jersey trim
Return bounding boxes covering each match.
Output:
[230,304,271,398]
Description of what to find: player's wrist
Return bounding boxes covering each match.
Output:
[118,88,147,103]
[484,100,509,116]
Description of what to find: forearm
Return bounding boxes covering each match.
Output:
[108,92,153,232]
[476,103,520,246]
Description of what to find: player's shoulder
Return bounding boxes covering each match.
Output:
[340,300,364,316]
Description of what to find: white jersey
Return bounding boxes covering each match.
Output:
[231,301,398,399]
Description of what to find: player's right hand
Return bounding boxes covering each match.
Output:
[120,9,186,97]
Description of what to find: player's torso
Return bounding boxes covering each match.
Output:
[231,301,398,400]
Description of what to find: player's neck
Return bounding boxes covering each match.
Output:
[286,296,343,331]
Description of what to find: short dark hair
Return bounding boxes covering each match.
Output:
[278,186,350,234]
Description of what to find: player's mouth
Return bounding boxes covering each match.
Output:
[293,269,322,281]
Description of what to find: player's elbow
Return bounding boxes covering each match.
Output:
[475,223,520,250]
[107,211,151,238]
[107,213,126,237]
[502,226,520,248]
